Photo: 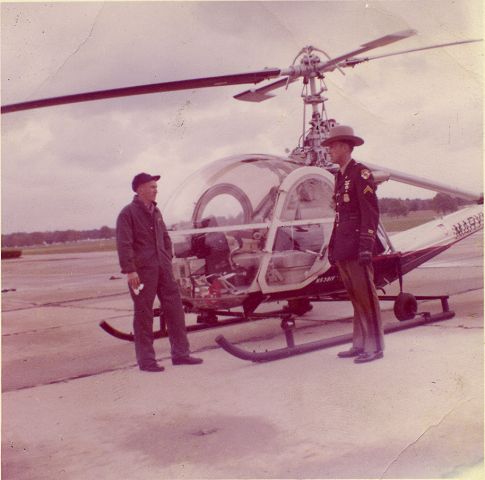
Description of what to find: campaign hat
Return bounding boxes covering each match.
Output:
[321,125,364,147]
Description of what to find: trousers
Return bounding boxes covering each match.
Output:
[336,259,384,354]
[130,260,190,367]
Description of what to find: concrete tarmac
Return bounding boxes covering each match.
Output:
[2,233,483,479]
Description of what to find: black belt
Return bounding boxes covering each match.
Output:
[335,213,359,223]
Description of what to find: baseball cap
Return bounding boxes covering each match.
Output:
[132,172,161,192]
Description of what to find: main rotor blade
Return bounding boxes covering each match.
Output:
[234,77,297,102]
[314,29,417,73]
[342,38,483,67]
[1,68,281,114]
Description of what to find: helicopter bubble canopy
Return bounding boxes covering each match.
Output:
[163,155,340,310]
[163,154,304,230]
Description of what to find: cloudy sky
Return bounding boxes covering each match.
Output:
[1,0,482,234]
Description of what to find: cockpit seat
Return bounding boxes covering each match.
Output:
[231,251,264,270]
[269,250,317,284]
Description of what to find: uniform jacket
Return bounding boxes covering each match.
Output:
[116,195,172,273]
[328,159,381,262]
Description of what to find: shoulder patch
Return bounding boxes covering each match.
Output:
[363,185,374,195]
[361,169,371,180]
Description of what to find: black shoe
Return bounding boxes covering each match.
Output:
[354,351,384,364]
[337,347,364,358]
[172,356,203,365]
[140,364,165,372]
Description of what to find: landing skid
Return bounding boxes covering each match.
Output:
[99,307,289,342]
[216,294,455,362]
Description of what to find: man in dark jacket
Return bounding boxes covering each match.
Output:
[323,126,384,363]
[116,173,203,372]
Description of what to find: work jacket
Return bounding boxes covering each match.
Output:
[116,195,172,274]
[328,159,380,262]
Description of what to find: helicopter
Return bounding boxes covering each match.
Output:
[2,29,483,360]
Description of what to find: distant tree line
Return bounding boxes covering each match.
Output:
[1,194,474,248]
[379,193,472,217]
[2,226,115,248]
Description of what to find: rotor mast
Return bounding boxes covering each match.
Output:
[288,47,337,170]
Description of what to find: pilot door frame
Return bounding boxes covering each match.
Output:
[258,167,335,294]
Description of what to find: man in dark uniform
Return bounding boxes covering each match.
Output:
[116,173,203,372]
[323,126,385,363]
